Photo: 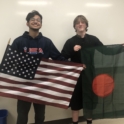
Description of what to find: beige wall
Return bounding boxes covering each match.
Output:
[0,0,124,123]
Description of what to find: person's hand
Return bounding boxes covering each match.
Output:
[73,45,81,51]
[82,64,86,69]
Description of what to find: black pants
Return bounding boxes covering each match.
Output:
[16,100,45,124]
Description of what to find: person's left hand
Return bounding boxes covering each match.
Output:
[82,64,86,69]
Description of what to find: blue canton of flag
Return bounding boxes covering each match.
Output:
[0,45,41,79]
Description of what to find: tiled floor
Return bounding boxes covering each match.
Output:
[79,118,124,124]
[30,115,124,124]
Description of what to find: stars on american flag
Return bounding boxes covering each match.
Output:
[0,46,41,79]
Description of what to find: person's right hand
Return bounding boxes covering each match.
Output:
[73,45,81,51]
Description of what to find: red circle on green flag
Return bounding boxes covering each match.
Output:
[92,74,114,97]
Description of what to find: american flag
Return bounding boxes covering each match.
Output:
[0,45,83,108]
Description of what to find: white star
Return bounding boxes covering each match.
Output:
[11,52,13,54]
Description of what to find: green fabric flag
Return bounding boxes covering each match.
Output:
[81,44,124,119]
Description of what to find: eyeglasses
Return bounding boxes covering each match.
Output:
[30,18,41,23]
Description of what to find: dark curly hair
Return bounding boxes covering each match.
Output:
[26,10,42,22]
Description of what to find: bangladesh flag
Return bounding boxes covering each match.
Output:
[81,44,124,119]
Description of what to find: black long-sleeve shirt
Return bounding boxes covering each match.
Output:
[61,34,103,63]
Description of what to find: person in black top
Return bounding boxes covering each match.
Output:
[12,10,66,124]
[61,15,103,124]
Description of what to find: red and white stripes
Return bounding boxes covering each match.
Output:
[0,58,83,109]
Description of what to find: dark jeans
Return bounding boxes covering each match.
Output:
[16,100,45,124]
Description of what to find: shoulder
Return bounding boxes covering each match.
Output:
[40,36,55,46]
[86,34,103,45]
[67,35,77,41]
[13,36,23,42]
[11,35,24,49]
[11,32,28,48]
[12,35,25,46]
[65,35,77,44]
[41,36,52,42]
[12,31,29,43]
[86,34,99,41]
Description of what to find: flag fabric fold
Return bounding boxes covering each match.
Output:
[0,45,83,109]
[81,44,124,118]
